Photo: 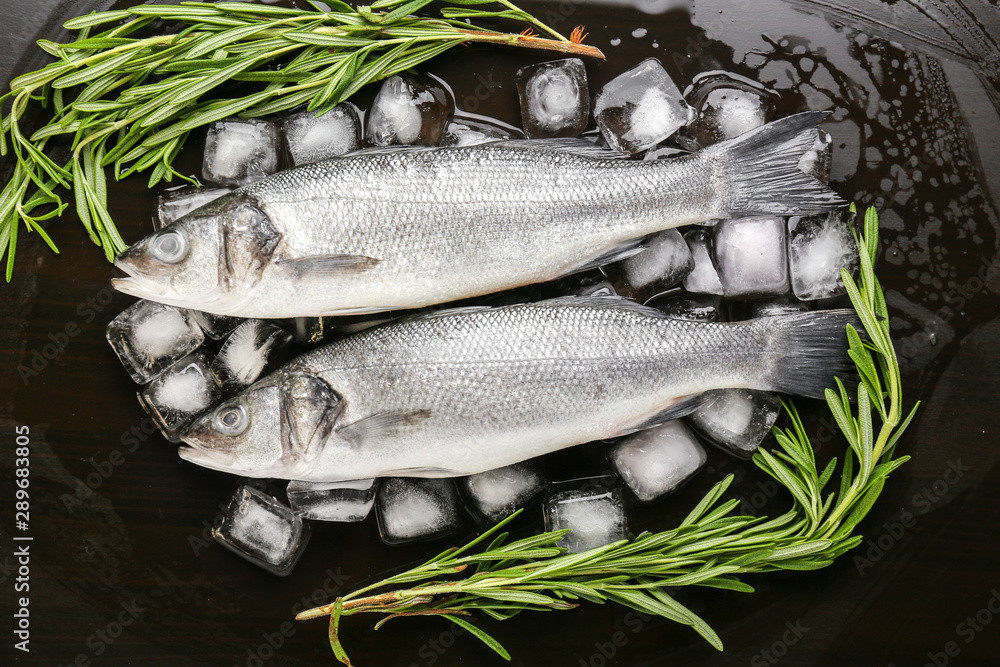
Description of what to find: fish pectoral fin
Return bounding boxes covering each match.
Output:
[610,394,707,437]
[565,238,647,275]
[278,254,381,275]
[338,409,432,444]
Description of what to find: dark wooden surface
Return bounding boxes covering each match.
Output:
[2,1,1000,665]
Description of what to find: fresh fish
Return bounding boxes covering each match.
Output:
[178,297,857,481]
[112,112,843,318]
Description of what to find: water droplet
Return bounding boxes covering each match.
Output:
[632,28,647,39]
[610,38,621,46]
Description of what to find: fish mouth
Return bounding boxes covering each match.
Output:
[111,259,168,298]
[177,443,237,473]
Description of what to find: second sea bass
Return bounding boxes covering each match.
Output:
[177,297,858,481]
[112,112,843,318]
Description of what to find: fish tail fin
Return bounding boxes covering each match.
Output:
[706,111,846,217]
[761,309,861,399]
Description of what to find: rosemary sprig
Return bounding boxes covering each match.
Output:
[0,1,603,282]
[296,207,919,664]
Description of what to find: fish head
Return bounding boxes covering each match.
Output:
[112,195,282,315]
[179,372,342,479]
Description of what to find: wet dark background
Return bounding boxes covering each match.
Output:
[2,0,999,665]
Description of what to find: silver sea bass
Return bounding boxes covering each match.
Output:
[112,112,843,318]
[179,297,858,481]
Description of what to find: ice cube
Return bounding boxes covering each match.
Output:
[798,128,833,184]
[376,478,460,545]
[282,104,361,165]
[202,118,280,187]
[682,229,724,296]
[743,296,810,319]
[287,479,377,522]
[188,310,243,340]
[107,300,205,384]
[213,485,311,576]
[787,210,860,300]
[686,71,777,146]
[460,461,548,523]
[439,116,517,147]
[365,75,452,146]
[685,389,781,458]
[713,217,789,298]
[154,186,232,230]
[605,229,694,301]
[647,293,722,322]
[516,58,590,139]
[138,351,222,442]
[543,485,628,554]
[211,320,294,391]
[609,421,707,502]
[594,58,694,155]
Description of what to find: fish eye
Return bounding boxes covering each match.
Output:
[213,402,248,436]
[150,230,188,264]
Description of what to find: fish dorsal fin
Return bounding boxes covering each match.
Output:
[339,145,443,159]
[394,296,672,327]
[536,294,672,318]
[503,138,630,160]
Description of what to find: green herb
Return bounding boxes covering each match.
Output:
[296,207,918,664]
[0,1,602,282]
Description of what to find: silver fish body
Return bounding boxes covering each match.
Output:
[113,112,842,317]
[179,298,856,481]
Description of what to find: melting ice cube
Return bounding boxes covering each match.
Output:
[138,351,222,442]
[609,421,707,502]
[211,320,293,391]
[107,300,205,384]
[376,478,460,545]
[516,58,590,139]
[154,186,232,230]
[287,479,377,522]
[605,229,694,302]
[543,484,628,554]
[713,217,789,298]
[439,116,518,147]
[202,118,280,187]
[686,71,777,146]
[594,58,694,155]
[365,75,452,146]
[213,485,311,576]
[787,210,860,301]
[188,310,243,341]
[682,229,724,296]
[460,461,548,523]
[647,293,722,322]
[686,389,781,458]
[282,103,362,165]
